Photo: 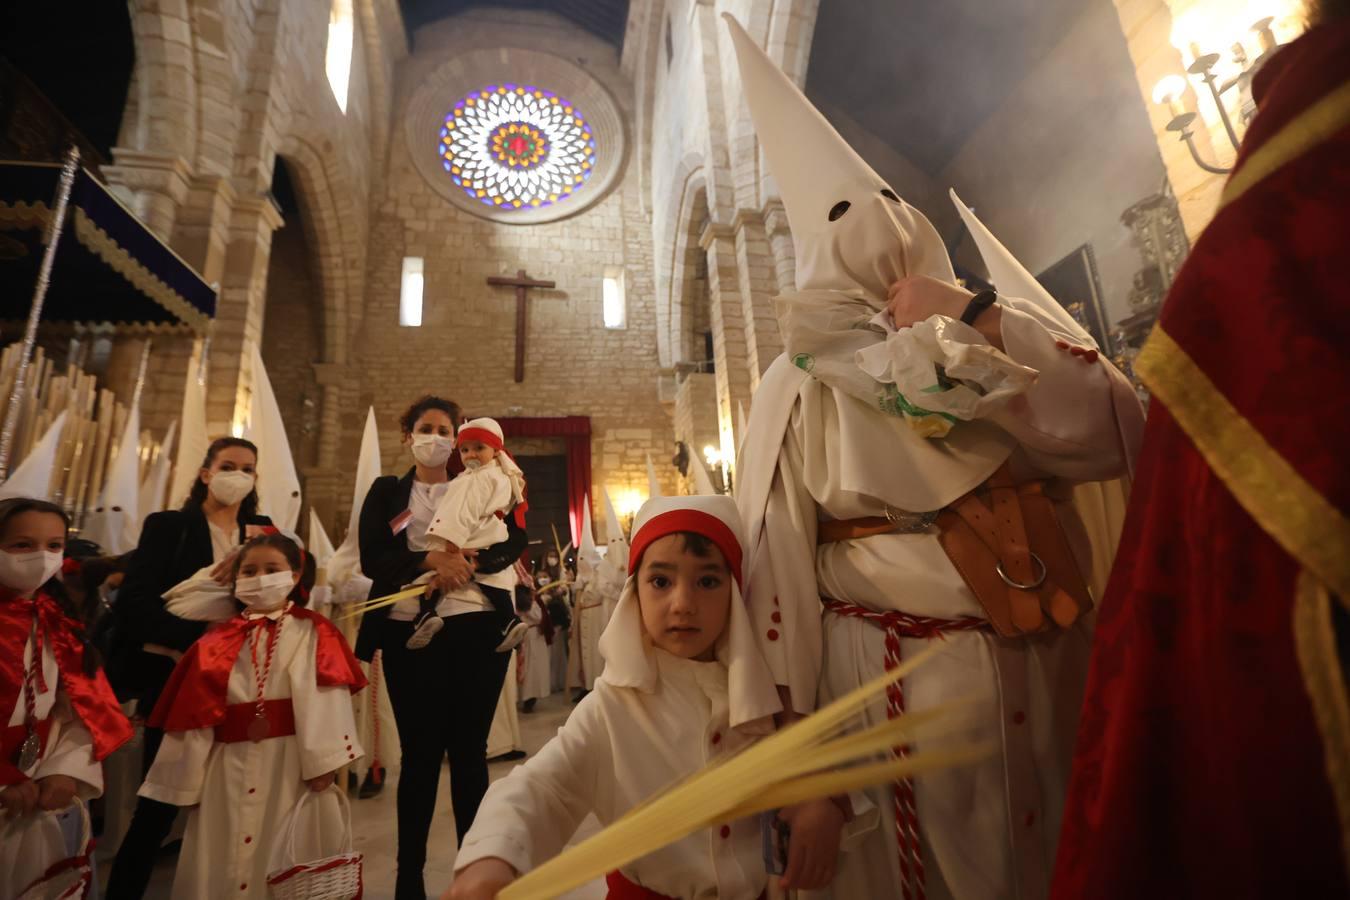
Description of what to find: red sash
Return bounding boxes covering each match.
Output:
[214,699,296,743]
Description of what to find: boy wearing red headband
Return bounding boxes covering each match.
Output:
[448,496,847,900]
[413,417,529,652]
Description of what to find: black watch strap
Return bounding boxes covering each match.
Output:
[961,289,998,326]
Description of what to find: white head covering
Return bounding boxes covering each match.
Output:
[723,14,953,305]
[949,189,1096,345]
[457,417,527,508]
[601,487,629,571]
[598,496,781,735]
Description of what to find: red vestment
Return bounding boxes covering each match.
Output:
[0,590,133,776]
[1051,19,1350,899]
[149,604,366,733]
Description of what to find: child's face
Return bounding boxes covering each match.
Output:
[237,546,299,587]
[635,534,732,662]
[1,511,66,556]
[458,440,496,469]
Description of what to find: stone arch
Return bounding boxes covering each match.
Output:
[654,151,708,367]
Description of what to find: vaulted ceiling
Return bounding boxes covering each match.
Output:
[806,0,1091,174]
[397,0,631,50]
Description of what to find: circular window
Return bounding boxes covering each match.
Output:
[406,49,626,225]
[439,84,597,211]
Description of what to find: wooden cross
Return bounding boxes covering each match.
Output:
[487,268,557,383]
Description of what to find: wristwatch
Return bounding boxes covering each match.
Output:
[960,289,998,326]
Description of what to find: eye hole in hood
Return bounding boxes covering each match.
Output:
[880,188,900,202]
[828,200,851,222]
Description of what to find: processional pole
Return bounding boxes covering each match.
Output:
[0,145,80,480]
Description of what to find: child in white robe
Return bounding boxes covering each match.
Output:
[411,417,527,652]
[0,498,133,898]
[139,533,366,900]
[450,495,846,900]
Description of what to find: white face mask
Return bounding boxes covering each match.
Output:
[235,571,295,612]
[208,470,255,507]
[0,550,64,597]
[411,434,455,468]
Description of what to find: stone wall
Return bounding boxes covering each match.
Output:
[334,9,677,537]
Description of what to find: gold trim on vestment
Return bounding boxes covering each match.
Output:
[0,199,212,334]
[1221,79,1350,210]
[1137,329,1350,600]
[1291,569,1350,879]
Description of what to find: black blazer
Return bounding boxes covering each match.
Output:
[107,506,272,704]
[354,467,527,661]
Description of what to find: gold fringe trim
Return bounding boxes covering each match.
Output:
[0,199,212,334]
[1221,79,1350,211]
[1291,569,1350,879]
[1137,329,1350,600]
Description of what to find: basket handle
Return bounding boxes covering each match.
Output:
[284,784,355,865]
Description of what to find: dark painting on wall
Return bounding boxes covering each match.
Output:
[1037,244,1112,355]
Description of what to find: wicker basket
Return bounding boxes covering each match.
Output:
[266,787,363,900]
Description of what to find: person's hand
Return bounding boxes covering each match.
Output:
[36,774,78,810]
[776,797,846,890]
[886,275,971,329]
[210,549,241,585]
[305,771,337,793]
[444,857,517,900]
[887,275,1004,350]
[426,550,473,590]
[462,548,479,572]
[0,780,40,818]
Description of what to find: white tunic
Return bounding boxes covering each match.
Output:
[518,601,552,703]
[139,611,363,899]
[456,651,767,899]
[743,308,1140,900]
[4,629,102,798]
[486,649,522,758]
[565,582,608,692]
[426,465,516,592]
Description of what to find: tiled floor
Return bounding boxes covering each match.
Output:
[124,691,604,899]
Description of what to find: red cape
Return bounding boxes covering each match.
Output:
[148,604,367,733]
[1052,19,1350,899]
[0,591,133,768]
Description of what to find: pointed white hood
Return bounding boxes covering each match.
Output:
[327,407,382,587]
[85,404,141,554]
[170,343,209,508]
[138,420,177,528]
[0,412,67,502]
[598,495,780,734]
[950,189,1095,345]
[601,487,629,572]
[244,343,301,531]
[689,453,718,496]
[723,14,953,304]
[308,507,336,568]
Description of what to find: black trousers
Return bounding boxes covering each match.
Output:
[104,726,179,900]
[381,612,511,900]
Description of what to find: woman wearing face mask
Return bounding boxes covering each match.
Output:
[105,436,273,900]
[355,395,528,900]
[137,533,364,900]
[0,499,132,847]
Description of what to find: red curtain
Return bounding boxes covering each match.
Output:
[497,416,591,546]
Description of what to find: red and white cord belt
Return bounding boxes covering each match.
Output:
[822,599,990,900]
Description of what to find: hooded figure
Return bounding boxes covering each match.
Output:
[724,14,1144,900]
[566,499,608,695]
[454,495,781,899]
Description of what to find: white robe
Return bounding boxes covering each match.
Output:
[741,308,1141,900]
[139,611,364,900]
[486,649,522,758]
[456,651,767,899]
[425,465,517,592]
[4,629,102,799]
[565,582,608,692]
[519,603,552,703]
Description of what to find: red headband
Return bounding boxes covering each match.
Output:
[457,427,504,451]
[627,509,743,590]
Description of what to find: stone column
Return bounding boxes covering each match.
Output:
[102,149,192,241]
[207,194,284,436]
[302,362,345,535]
[699,222,754,474]
[763,199,796,295]
[732,209,784,389]
[171,175,237,288]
